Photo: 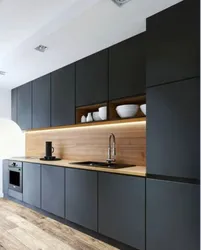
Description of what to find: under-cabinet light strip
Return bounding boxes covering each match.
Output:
[25,121,146,134]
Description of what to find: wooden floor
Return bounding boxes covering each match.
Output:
[0,198,117,250]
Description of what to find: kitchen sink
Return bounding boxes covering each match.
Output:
[70,161,135,169]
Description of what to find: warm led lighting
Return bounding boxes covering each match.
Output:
[25,121,146,134]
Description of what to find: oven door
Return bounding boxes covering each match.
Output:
[8,166,23,193]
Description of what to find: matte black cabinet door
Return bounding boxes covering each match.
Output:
[23,163,41,208]
[32,74,50,128]
[66,168,97,231]
[146,179,200,250]
[146,0,200,87]
[51,64,75,126]
[42,165,65,218]
[109,32,146,100]
[17,82,32,130]
[76,50,108,106]
[3,160,9,195]
[147,78,200,179]
[99,173,145,249]
[11,88,18,124]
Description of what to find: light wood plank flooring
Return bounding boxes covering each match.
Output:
[0,198,117,250]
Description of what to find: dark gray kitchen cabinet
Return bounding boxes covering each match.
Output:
[23,163,41,208]
[146,179,200,250]
[51,64,75,127]
[11,88,18,124]
[99,173,145,249]
[42,165,65,218]
[146,0,200,87]
[147,78,200,179]
[32,74,50,128]
[76,49,108,106]
[17,82,32,130]
[65,168,97,231]
[3,160,9,195]
[109,32,146,100]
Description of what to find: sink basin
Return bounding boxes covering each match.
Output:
[70,161,135,169]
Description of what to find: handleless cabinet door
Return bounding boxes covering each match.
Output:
[3,160,9,195]
[51,64,75,126]
[76,49,108,106]
[11,88,18,124]
[147,78,200,179]
[23,163,41,208]
[17,82,32,130]
[146,179,200,250]
[109,32,146,100]
[32,74,50,129]
[146,0,200,87]
[99,173,145,249]
[42,165,65,218]
[66,168,97,231]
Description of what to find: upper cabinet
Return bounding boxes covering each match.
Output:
[147,78,200,180]
[17,82,32,130]
[109,32,146,100]
[76,49,108,107]
[146,0,200,87]
[32,74,50,129]
[51,64,75,127]
[11,88,18,124]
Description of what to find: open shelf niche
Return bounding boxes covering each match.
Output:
[109,95,146,121]
[76,102,108,124]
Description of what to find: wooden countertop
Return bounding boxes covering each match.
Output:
[9,158,146,177]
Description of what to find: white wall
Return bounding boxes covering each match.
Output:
[0,88,11,119]
[0,88,11,197]
[0,88,25,197]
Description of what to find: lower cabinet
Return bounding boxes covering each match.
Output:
[146,179,200,250]
[98,173,145,250]
[41,165,65,218]
[65,168,98,231]
[23,163,41,208]
[3,160,9,195]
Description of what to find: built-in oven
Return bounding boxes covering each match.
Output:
[8,161,23,193]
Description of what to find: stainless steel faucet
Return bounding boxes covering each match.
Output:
[107,133,116,164]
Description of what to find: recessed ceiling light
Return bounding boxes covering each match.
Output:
[35,45,48,53]
[0,71,6,76]
[112,0,131,6]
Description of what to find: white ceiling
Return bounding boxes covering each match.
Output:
[0,0,182,89]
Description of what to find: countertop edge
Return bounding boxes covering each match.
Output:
[7,158,146,177]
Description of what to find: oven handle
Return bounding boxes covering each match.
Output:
[8,167,22,172]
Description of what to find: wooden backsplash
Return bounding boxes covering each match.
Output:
[25,122,146,166]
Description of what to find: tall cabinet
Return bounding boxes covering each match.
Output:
[146,179,200,250]
[147,78,200,179]
[146,0,200,87]
[146,1,200,250]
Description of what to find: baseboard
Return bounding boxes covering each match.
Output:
[0,192,4,198]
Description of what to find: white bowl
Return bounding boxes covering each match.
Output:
[98,106,107,120]
[140,104,146,116]
[116,104,139,118]
[93,111,101,121]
